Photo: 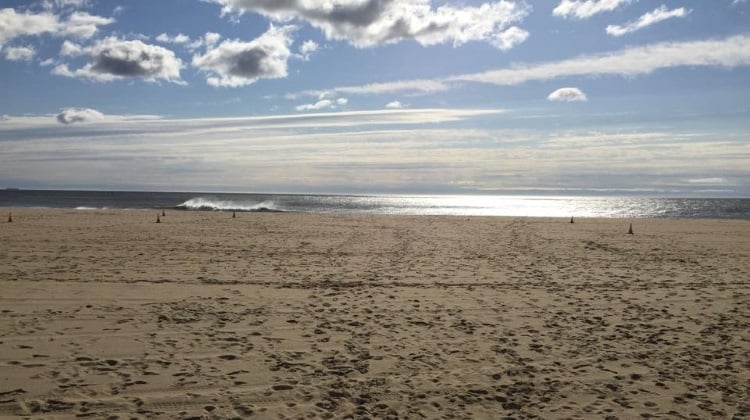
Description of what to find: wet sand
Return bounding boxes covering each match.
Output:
[0,209,748,419]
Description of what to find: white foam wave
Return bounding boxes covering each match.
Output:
[75,206,108,210]
[177,197,282,212]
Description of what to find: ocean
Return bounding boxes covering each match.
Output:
[1,190,749,219]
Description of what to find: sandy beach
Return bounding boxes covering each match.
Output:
[0,209,748,419]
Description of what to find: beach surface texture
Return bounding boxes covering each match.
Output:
[0,209,748,419]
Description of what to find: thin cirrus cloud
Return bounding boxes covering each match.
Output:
[553,0,634,19]
[606,5,690,37]
[209,0,531,50]
[52,37,184,83]
[192,25,293,87]
[295,35,750,97]
[547,87,587,102]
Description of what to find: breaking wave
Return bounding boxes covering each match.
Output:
[176,197,284,212]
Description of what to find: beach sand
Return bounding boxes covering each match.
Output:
[0,209,748,419]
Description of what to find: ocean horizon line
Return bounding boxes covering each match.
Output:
[4,187,748,200]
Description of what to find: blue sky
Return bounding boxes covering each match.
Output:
[1,0,749,195]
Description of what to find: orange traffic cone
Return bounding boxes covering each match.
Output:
[570,217,574,224]
[156,214,161,223]
[627,223,634,235]
[7,213,12,223]
[232,211,236,218]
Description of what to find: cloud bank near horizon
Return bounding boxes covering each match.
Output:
[1,107,747,195]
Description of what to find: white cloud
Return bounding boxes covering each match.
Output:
[297,35,750,97]
[606,5,690,37]
[203,32,222,47]
[296,97,346,111]
[385,101,403,109]
[553,0,633,19]
[296,99,334,111]
[156,33,191,44]
[452,35,750,86]
[3,45,36,61]
[547,87,587,102]
[186,32,222,51]
[292,78,451,99]
[211,0,531,50]
[39,57,56,66]
[43,0,91,10]
[0,8,114,48]
[298,39,318,60]
[0,8,58,46]
[3,108,503,131]
[686,177,727,185]
[56,107,104,124]
[2,113,746,195]
[193,25,293,87]
[64,11,114,38]
[491,26,529,51]
[52,37,184,84]
[60,40,82,56]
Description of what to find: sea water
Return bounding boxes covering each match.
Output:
[1,190,749,219]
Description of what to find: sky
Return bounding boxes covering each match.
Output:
[0,0,749,196]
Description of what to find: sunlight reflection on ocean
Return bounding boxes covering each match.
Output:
[312,195,748,218]
[1,190,749,219]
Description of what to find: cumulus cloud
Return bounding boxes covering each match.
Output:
[184,32,222,51]
[0,8,58,46]
[547,87,587,102]
[295,96,348,111]
[56,107,104,124]
[0,8,114,48]
[193,25,293,87]
[385,101,403,109]
[296,99,333,111]
[60,40,82,56]
[491,26,529,51]
[3,45,36,61]
[297,39,318,60]
[52,37,184,83]
[210,0,531,50]
[553,0,633,19]
[606,5,690,37]
[64,11,114,38]
[156,33,191,44]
